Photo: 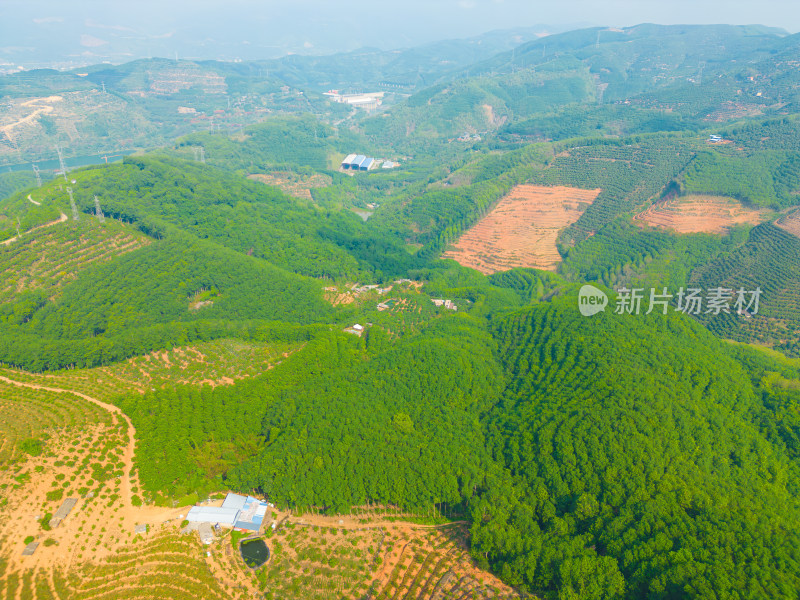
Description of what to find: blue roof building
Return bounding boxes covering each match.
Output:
[187,493,269,531]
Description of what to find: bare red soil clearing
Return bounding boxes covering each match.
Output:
[634,195,770,234]
[776,209,800,239]
[442,184,601,273]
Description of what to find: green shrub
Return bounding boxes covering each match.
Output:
[19,438,43,457]
[45,489,63,502]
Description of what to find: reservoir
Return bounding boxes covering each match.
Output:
[240,538,269,568]
[1,151,132,176]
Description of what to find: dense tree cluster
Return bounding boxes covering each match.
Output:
[0,233,334,370]
[4,46,800,598]
[682,149,800,209]
[470,298,800,598]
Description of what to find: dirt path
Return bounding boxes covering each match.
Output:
[26,194,40,206]
[0,96,63,136]
[0,375,187,572]
[0,375,137,497]
[0,212,68,246]
[289,511,467,531]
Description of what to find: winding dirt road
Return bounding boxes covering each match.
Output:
[0,212,68,246]
[0,375,137,505]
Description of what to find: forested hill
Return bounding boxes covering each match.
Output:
[360,24,795,144]
[113,285,800,598]
[471,296,800,598]
[4,22,800,600]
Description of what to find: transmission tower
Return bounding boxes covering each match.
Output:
[15,217,21,238]
[56,146,68,182]
[697,61,706,85]
[94,196,105,223]
[32,164,42,187]
[67,187,79,221]
[199,146,205,163]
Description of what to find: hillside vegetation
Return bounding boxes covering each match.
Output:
[4,22,800,600]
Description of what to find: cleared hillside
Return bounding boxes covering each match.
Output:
[443,185,600,272]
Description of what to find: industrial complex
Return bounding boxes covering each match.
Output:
[341,154,376,171]
[323,90,384,110]
[340,155,399,171]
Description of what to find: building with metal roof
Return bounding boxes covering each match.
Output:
[187,493,269,531]
[50,498,78,529]
[341,154,358,169]
[221,493,249,511]
[360,158,375,171]
[234,496,269,531]
[186,506,240,526]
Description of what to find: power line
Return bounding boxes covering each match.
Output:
[94,196,105,223]
[56,146,68,182]
[67,187,79,221]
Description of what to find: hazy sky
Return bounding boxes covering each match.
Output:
[1,0,797,66]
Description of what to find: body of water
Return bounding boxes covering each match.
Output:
[1,151,133,176]
[240,538,269,568]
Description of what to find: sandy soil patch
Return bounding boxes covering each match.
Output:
[442,184,601,273]
[0,376,182,577]
[634,195,769,234]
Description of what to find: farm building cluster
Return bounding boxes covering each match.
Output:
[341,155,399,171]
[186,493,272,534]
[431,298,458,311]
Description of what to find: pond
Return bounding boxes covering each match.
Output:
[240,538,269,568]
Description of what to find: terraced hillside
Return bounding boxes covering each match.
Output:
[0,217,150,302]
[443,185,600,273]
[633,194,770,234]
[776,209,800,239]
[63,532,232,600]
[0,339,300,404]
[232,517,520,600]
[530,137,697,246]
[691,223,800,356]
[0,378,111,466]
[0,349,515,600]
